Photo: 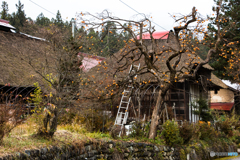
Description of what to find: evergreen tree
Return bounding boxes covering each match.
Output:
[36,13,50,26]
[98,21,129,56]
[55,10,63,27]
[0,1,10,20]
[192,98,213,122]
[15,0,26,27]
[76,22,130,57]
[9,0,26,32]
[9,12,19,27]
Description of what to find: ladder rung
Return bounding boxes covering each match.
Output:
[118,112,127,114]
[115,123,123,126]
[116,117,124,120]
[115,63,140,137]
[121,101,129,103]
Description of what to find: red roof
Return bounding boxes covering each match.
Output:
[210,103,234,111]
[78,52,106,71]
[137,31,169,40]
[0,19,9,24]
[0,18,15,30]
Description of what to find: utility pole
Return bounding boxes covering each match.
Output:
[71,18,75,38]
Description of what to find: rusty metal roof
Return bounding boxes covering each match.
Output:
[210,102,234,111]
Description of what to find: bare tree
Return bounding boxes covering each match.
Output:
[78,0,225,139]
[0,101,25,144]
[0,25,88,137]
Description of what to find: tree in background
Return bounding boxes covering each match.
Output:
[1,0,127,58]
[15,0,26,26]
[208,0,240,80]
[36,13,50,26]
[0,1,10,20]
[54,10,64,28]
[77,21,131,57]
[9,0,26,32]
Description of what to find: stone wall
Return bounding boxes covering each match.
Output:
[0,139,237,160]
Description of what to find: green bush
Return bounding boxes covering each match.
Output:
[192,98,213,122]
[230,129,240,146]
[216,119,233,137]
[193,122,218,141]
[129,122,149,138]
[160,120,183,146]
[214,112,240,137]
[179,122,194,144]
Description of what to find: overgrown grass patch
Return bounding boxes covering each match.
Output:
[0,121,89,156]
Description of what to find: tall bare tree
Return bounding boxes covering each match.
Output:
[0,25,87,137]
[78,0,225,139]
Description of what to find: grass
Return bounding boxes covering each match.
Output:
[0,118,158,157]
[0,119,108,157]
[0,116,239,159]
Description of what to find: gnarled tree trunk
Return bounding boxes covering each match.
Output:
[149,90,164,139]
[39,104,58,137]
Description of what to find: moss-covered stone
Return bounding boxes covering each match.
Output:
[0,139,237,160]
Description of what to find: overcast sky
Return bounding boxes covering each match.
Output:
[2,0,216,31]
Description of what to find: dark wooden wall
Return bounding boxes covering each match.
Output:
[112,81,195,121]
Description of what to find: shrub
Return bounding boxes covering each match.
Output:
[72,108,113,132]
[128,121,148,138]
[214,111,239,137]
[193,122,218,141]
[58,108,77,125]
[80,109,106,132]
[216,119,233,137]
[160,120,183,146]
[60,122,87,134]
[179,121,194,144]
[0,102,25,144]
[230,129,240,145]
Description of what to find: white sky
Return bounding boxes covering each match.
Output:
[2,0,216,31]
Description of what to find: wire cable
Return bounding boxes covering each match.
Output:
[119,0,168,31]
[29,0,68,21]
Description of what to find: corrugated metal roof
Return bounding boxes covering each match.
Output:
[19,32,46,41]
[210,102,234,111]
[222,80,240,91]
